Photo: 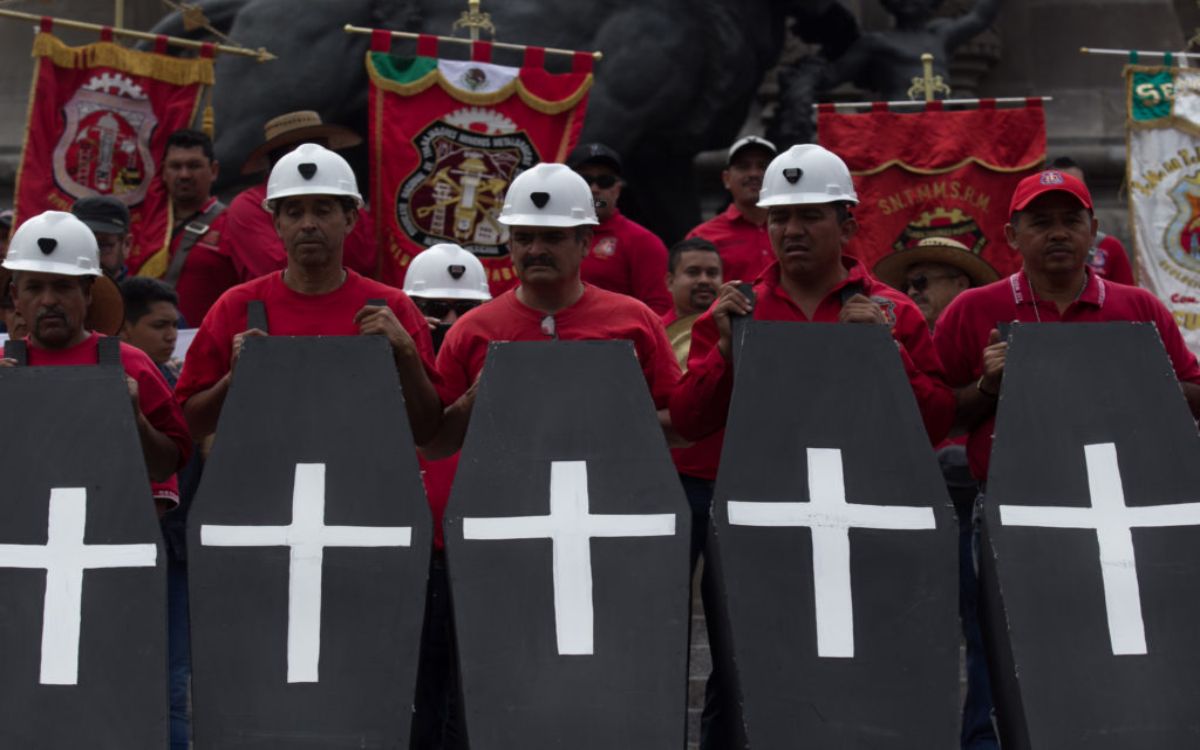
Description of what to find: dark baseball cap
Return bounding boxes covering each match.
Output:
[727,135,777,165]
[1009,170,1093,216]
[0,208,13,229]
[567,142,623,175]
[71,196,131,235]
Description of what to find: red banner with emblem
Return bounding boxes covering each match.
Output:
[14,29,213,273]
[367,32,593,293]
[818,101,1046,278]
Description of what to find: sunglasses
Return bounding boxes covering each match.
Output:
[581,174,619,189]
[905,273,961,292]
[415,298,482,318]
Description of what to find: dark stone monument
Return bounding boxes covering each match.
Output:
[709,322,960,748]
[983,323,1200,749]
[0,347,167,748]
[445,341,691,749]
[189,335,431,748]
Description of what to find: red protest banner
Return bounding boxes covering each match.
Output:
[367,33,593,294]
[14,31,213,274]
[818,102,1045,278]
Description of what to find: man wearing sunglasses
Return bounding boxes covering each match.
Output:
[873,236,999,330]
[567,143,673,315]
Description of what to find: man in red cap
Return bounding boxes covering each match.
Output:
[934,169,1200,749]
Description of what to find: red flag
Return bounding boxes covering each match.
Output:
[367,38,593,293]
[14,31,213,274]
[818,102,1045,278]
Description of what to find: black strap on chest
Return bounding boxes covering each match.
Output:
[730,282,756,369]
[163,199,227,288]
[97,336,122,366]
[246,300,269,334]
[6,339,27,366]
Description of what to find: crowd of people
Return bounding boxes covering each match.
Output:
[1,106,1196,750]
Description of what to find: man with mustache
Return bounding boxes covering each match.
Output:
[175,144,443,445]
[934,170,1200,749]
[1,211,190,491]
[567,143,672,314]
[686,136,777,284]
[426,162,681,457]
[670,144,953,749]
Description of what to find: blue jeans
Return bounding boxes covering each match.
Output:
[166,557,191,750]
[939,443,999,750]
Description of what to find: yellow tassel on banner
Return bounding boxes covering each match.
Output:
[31,32,215,86]
[202,104,215,137]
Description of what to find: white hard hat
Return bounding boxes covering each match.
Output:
[404,243,491,301]
[3,211,102,276]
[758,144,859,208]
[497,163,598,228]
[263,142,363,210]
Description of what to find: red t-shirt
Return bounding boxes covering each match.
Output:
[170,196,239,326]
[581,210,672,315]
[670,258,954,473]
[1088,232,1135,286]
[175,269,439,406]
[419,453,458,552]
[6,332,192,477]
[686,203,774,284]
[437,284,681,409]
[219,183,379,283]
[934,269,1200,481]
[660,308,723,479]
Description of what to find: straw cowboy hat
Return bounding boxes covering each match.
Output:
[241,110,363,175]
[872,236,1000,290]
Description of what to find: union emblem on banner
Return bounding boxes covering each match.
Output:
[1127,64,1200,351]
[366,32,593,293]
[14,30,213,274]
[818,102,1046,280]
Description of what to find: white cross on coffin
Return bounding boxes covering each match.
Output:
[201,463,413,683]
[728,447,937,658]
[0,487,157,685]
[462,460,676,656]
[1000,441,1200,656]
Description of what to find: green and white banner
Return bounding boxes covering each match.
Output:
[1127,64,1200,352]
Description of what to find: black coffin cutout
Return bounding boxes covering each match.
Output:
[189,336,431,748]
[445,341,691,750]
[983,322,1200,749]
[0,361,166,748]
[710,322,959,748]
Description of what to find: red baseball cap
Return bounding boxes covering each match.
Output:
[1008,170,1093,216]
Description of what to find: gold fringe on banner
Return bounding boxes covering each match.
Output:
[32,32,214,86]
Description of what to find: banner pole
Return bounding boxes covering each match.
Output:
[0,8,275,61]
[344,23,603,61]
[1082,47,1200,61]
[814,96,1053,111]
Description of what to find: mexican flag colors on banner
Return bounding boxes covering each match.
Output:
[818,102,1046,279]
[366,32,593,294]
[14,28,213,273]
[1127,63,1200,352]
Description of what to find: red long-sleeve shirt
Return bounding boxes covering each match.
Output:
[581,210,672,314]
[670,258,954,463]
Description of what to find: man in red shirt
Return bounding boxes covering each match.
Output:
[672,143,953,750]
[934,170,1200,750]
[936,169,1200,484]
[427,162,681,457]
[1,211,190,490]
[568,143,672,314]
[686,135,778,284]
[671,143,954,446]
[137,129,237,326]
[176,144,443,445]
[219,111,377,283]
